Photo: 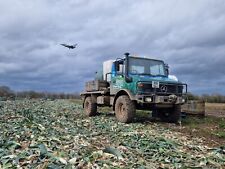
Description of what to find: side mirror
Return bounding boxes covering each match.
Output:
[165,64,169,76]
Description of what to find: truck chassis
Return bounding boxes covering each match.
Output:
[81,80,187,123]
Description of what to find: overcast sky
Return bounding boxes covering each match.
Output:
[0,0,225,94]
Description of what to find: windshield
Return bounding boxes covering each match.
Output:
[129,57,166,76]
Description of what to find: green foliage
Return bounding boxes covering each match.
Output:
[182,116,225,146]
[0,100,224,168]
[214,131,225,138]
[218,118,225,129]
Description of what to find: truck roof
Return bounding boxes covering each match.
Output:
[129,56,164,63]
[104,55,164,63]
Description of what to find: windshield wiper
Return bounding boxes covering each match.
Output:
[131,73,166,77]
[153,74,166,77]
[139,73,152,75]
[139,73,166,77]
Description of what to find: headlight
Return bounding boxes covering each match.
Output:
[145,97,152,102]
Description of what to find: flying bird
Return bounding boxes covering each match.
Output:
[60,43,77,49]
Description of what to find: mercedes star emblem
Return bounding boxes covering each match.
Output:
[160,85,167,92]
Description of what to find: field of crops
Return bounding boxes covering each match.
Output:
[0,100,225,168]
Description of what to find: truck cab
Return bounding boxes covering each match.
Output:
[81,53,187,123]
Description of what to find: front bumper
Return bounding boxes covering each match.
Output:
[136,94,186,105]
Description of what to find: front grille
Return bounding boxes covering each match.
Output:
[138,82,183,95]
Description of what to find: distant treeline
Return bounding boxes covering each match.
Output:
[0,86,80,100]
[187,92,225,103]
[1,85,225,103]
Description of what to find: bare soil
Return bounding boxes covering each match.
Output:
[206,103,225,117]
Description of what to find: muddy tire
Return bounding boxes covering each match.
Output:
[115,95,136,123]
[84,96,97,116]
[158,105,181,123]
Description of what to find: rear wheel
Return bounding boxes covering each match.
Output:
[158,105,181,123]
[84,96,97,116]
[115,95,136,123]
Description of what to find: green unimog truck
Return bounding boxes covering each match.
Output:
[81,53,187,123]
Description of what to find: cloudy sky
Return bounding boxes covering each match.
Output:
[0,0,225,94]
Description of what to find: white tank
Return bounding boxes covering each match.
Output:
[103,60,114,81]
[168,75,178,81]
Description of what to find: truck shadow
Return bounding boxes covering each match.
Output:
[97,111,161,123]
[97,111,115,117]
[134,116,159,123]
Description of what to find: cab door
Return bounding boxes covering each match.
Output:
[110,60,125,95]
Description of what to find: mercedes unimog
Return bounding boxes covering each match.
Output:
[80,53,187,123]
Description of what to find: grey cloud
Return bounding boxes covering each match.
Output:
[0,0,225,94]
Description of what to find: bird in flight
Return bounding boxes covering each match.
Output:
[60,43,77,49]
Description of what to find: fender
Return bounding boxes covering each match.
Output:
[112,89,136,110]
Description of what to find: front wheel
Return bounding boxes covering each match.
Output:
[158,105,181,123]
[84,96,97,116]
[115,95,136,123]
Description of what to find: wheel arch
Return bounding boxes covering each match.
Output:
[112,89,136,110]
